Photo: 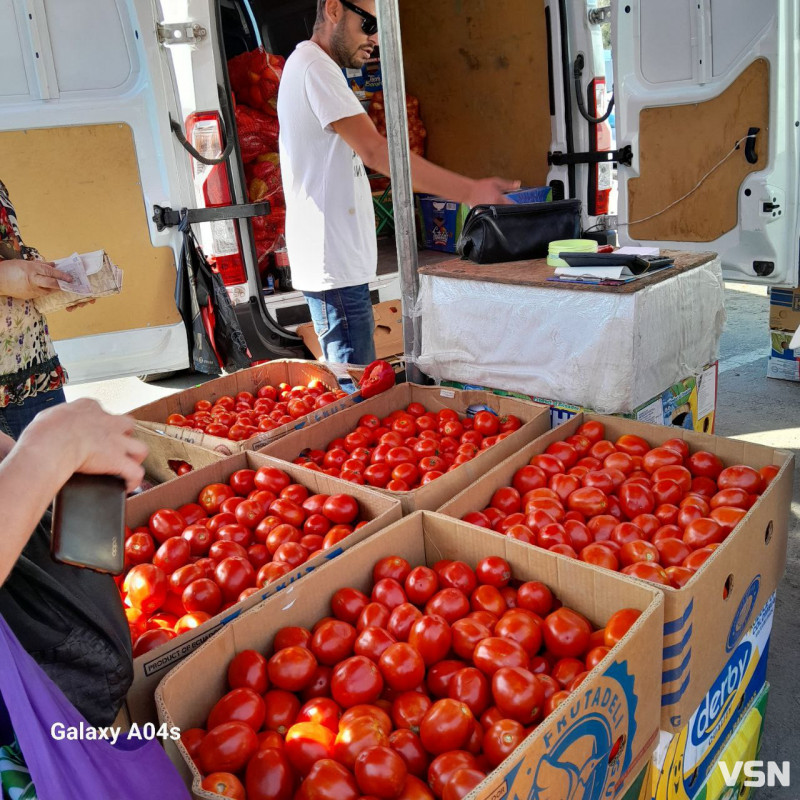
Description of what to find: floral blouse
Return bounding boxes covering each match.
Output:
[0,180,66,407]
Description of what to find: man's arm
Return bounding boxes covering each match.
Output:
[332,114,519,207]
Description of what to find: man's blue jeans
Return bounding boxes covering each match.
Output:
[0,388,66,440]
[303,285,376,366]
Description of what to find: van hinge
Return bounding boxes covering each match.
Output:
[156,22,208,45]
[548,145,634,167]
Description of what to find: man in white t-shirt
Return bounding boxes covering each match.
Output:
[278,0,518,366]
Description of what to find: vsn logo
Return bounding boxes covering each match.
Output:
[719,760,791,788]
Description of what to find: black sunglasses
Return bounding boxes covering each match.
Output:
[339,0,378,36]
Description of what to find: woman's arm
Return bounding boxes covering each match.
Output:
[0,399,148,584]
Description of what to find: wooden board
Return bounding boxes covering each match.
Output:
[399,0,551,187]
[418,250,717,294]
[627,59,769,242]
[0,124,180,340]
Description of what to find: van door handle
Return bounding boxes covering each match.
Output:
[744,127,760,164]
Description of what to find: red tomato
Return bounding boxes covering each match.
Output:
[618,482,655,519]
[182,577,222,615]
[405,566,439,605]
[148,508,187,544]
[228,649,269,694]
[615,434,650,457]
[198,484,236,514]
[409,616,452,667]
[516,581,553,616]
[132,628,176,657]
[197,721,258,774]
[442,768,486,800]
[419,699,474,755]
[489,486,521,515]
[354,745,408,798]
[604,608,641,647]
[621,562,671,586]
[567,487,608,516]
[425,589,470,624]
[447,666,490,718]
[482,719,525,768]
[546,441,579,469]
[201,772,245,799]
[683,517,725,548]
[542,607,592,658]
[301,758,359,800]
[331,656,384,708]
[215,557,256,602]
[124,532,156,567]
[710,505,747,535]
[388,729,429,778]
[473,637,528,676]
[655,537,692,568]
[686,450,724,479]
[475,556,511,588]
[229,469,257,496]
[494,609,543,656]
[491,666,544,724]
[208,687,266,732]
[718,465,763,494]
[268,645,317,692]
[125,563,168,614]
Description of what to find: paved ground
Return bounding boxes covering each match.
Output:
[64,282,798,793]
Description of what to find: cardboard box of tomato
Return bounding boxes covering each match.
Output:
[155,510,664,800]
[131,360,361,456]
[260,383,550,514]
[124,452,402,725]
[133,427,228,488]
[437,412,793,732]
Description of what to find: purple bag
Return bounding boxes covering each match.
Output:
[0,616,190,800]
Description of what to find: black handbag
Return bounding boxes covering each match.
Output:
[457,199,582,264]
[0,513,133,727]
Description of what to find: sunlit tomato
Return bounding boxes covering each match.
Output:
[718,464,763,494]
[310,619,358,667]
[618,482,655,519]
[709,487,751,511]
[602,608,642,648]
[179,577,220,616]
[409,616,452,667]
[542,607,592,658]
[147,508,186,545]
[226,649,269,695]
[332,715,389,772]
[666,565,695,588]
[473,556,510,588]
[469,584,506,618]
[685,450,723,479]
[388,603,423,642]
[490,666,544,725]
[546,441,579,469]
[621,561,671,586]
[513,581,552,616]
[218,523,253,548]
[447,618,489,662]
[614,434,650,457]
[125,563,168,614]
[376,642,424,692]
[319,494,358,524]
[300,758,359,800]
[709,505,747,536]
[262,689,301,736]
[425,588,470,624]
[197,721,258,775]
[489,486,521,515]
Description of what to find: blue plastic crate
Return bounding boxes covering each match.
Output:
[506,186,552,204]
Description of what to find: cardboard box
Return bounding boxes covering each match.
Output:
[438,412,794,732]
[125,452,402,724]
[694,682,770,800]
[131,360,360,455]
[156,511,664,800]
[261,383,550,513]
[297,300,404,361]
[443,362,719,434]
[133,426,227,487]
[417,194,468,252]
[767,329,800,381]
[636,594,773,800]
[768,286,800,332]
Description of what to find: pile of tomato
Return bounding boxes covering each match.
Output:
[458,421,779,589]
[121,465,367,657]
[292,404,524,492]
[160,380,348,442]
[179,554,641,800]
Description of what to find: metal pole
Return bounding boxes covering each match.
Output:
[376,0,424,384]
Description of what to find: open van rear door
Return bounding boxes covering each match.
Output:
[612,0,799,286]
[0,0,194,382]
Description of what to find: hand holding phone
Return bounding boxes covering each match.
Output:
[51,474,126,575]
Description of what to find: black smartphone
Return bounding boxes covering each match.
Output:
[51,474,126,575]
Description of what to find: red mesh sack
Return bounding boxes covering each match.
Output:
[368,91,427,156]
[228,48,284,116]
[245,157,284,206]
[235,105,279,162]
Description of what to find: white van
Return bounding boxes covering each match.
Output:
[1,0,795,383]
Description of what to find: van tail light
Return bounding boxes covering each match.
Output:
[588,78,612,216]
[184,111,247,286]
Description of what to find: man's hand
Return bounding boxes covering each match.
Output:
[17,399,148,492]
[0,259,72,300]
[466,178,522,208]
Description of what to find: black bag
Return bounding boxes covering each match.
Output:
[175,229,252,374]
[0,513,133,727]
[457,199,582,264]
